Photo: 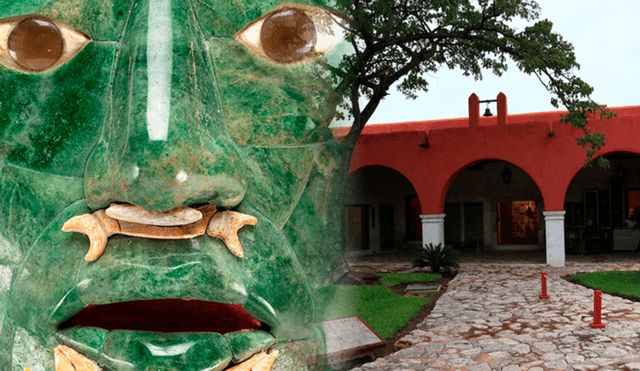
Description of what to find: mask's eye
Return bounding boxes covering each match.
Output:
[0,14,89,73]
[235,4,348,65]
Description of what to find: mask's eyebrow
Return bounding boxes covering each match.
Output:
[146,0,173,141]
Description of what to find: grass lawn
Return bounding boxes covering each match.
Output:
[376,272,442,287]
[572,271,640,299]
[315,285,430,339]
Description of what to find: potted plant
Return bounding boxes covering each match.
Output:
[413,243,460,276]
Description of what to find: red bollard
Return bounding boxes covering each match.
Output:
[539,272,550,299]
[590,290,606,328]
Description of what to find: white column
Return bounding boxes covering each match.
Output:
[421,214,446,248]
[544,211,566,267]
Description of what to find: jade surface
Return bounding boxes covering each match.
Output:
[0,0,350,370]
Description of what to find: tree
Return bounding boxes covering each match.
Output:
[329,0,614,164]
[321,0,614,274]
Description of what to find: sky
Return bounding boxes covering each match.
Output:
[364,0,640,125]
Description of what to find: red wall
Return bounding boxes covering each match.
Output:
[343,102,640,215]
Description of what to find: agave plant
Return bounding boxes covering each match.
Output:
[413,243,461,274]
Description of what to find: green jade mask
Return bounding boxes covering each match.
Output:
[0,0,350,370]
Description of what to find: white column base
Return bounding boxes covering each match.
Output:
[421,214,446,248]
[544,211,566,267]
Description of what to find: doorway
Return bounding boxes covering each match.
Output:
[345,206,370,252]
[627,189,640,219]
[379,204,395,251]
[497,201,539,245]
[464,202,484,246]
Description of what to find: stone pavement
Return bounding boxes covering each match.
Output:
[350,261,640,371]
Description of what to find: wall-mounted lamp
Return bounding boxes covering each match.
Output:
[547,131,554,137]
[615,164,627,181]
[502,166,512,184]
[418,134,429,148]
[479,99,497,117]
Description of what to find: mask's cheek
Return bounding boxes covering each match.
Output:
[236,205,314,340]
[280,146,347,287]
[7,201,90,338]
[237,146,346,329]
[0,165,83,260]
[239,146,317,229]
[0,168,85,371]
[239,144,345,284]
[209,38,341,147]
[0,41,115,178]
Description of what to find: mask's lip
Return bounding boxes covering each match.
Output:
[54,299,278,369]
[54,326,278,371]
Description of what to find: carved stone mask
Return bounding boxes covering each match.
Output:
[0,1,349,370]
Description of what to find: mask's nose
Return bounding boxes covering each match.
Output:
[84,0,246,212]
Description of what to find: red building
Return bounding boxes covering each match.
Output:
[336,93,640,266]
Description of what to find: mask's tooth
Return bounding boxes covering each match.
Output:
[225,350,278,371]
[94,209,121,235]
[105,203,203,226]
[62,213,110,262]
[61,214,94,233]
[54,346,73,371]
[225,352,265,371]
[54,345,101,371]
[207,211,257,258]
[222,234,244,257]
[254,350,278,371]
[85,233,108,262]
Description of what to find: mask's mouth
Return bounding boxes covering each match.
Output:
[55,203,282,370]
[61,203,257,261]
[58,299,268,334]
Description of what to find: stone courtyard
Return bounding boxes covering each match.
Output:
[349,256,640,371]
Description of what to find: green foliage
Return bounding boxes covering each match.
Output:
[331,0,615,163]
[315,285,430,339]
[376,272,442,287]
[413,243,461,273]
[572,271,640,299]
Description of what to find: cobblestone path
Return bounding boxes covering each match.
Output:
[351,262,640,371]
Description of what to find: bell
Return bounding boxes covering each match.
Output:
[483,107,493,117]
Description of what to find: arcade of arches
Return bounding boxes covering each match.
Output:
[336,94,640,266]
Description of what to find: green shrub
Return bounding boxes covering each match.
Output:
[413,243,460,273]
